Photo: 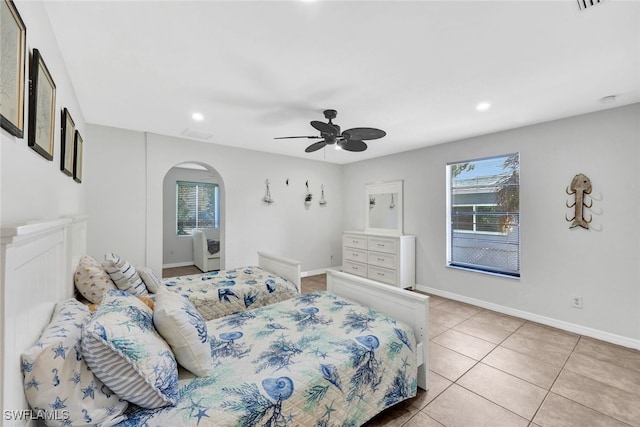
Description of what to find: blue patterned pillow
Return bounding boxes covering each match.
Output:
[103,253,148,296]
[82,290,178,409]
[153,289,213,376]
[21,299,127,426]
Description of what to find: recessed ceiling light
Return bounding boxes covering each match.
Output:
[476,102,491,111]
[599,95,616,104]
[192,112,204,121]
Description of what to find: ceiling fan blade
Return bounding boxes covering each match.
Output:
[305,141,328,153]
[342,127,386,141]
[274,135,323,139]
[310,120,338,135]
[341,140,367,152]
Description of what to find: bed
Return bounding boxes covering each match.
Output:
[162,252,301,321]
[0,218,428,427]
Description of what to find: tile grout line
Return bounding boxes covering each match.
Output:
[525,333,584,425]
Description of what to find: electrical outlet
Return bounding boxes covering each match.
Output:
[571,296,583,309]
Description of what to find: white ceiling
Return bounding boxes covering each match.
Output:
[44,0,640,164]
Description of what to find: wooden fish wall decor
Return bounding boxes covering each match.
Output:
[565,173,592,229]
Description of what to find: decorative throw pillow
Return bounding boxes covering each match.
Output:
[74,255,117,304]
[103,253,148,296]
[153,289,213,377]
[82,290,178,409]
[138,267,162,293]
[21,299,127,426]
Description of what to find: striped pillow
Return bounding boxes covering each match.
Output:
[103,253,148,296]
[138,266,162,293]
[82,290,178,409]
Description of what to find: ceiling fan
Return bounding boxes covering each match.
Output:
[274,109,386,153]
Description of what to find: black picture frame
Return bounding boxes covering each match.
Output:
[60,108,75,175]
[28,49,56,161]
[0,0,27,138]
[73,130,83,183]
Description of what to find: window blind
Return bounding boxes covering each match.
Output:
[176,181,219,235]
[448,153,520,277]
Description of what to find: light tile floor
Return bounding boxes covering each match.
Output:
[305,275,640,427]
[162,268,640,427]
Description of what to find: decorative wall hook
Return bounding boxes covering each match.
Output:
[319,185,327,206]
[305,180,312,205]
[565,173,592,229]
[263,179,274,204]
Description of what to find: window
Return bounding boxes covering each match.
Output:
[176,181,219,235]
[447,153,520,277]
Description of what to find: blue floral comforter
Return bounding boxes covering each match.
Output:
[116,291,418,426]
[163,266,299,321]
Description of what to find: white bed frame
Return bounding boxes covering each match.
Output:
[327,270,429,390]
[0,218,427,426]
[257,251,302,293]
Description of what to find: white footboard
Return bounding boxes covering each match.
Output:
[327,270,429,390]
[257,252,302,292]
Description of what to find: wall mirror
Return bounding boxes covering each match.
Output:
[365,180,403,235]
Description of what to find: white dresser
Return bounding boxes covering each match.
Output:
[342,231,416,289]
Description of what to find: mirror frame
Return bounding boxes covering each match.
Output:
[365,180,403,235]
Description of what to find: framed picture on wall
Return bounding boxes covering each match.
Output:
[73,130,83,183]
[0,0,27,138]
[60,108,75,175]
[28,49,57,160]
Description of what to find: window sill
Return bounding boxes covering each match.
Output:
[446,264,520,280]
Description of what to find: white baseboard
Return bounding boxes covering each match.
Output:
[417,284,640,351]
[162,261,195,269]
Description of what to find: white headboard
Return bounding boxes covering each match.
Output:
[0,216,86,424]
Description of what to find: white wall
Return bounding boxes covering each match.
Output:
[1,1,85,225]
[344,103,640,345]
[86,126,344,275]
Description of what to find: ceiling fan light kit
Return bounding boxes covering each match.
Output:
[275,109,386,153]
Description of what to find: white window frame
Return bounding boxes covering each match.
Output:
[176,181,219,236]
[446,153,520,278]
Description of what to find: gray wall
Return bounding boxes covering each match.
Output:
[162,166,221,267]
[343,103,640,343]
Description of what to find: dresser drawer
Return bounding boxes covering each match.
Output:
[344,247,367,263]
[367,251,397,269]
[343,234,367,250]
[367,265,397,285]
[367,236,397,254]
[343,260,367,278]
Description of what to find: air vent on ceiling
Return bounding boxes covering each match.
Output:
[577,0,602,11]
[181,129,213,141]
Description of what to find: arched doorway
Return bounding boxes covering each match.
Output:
[161,162,225,273]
